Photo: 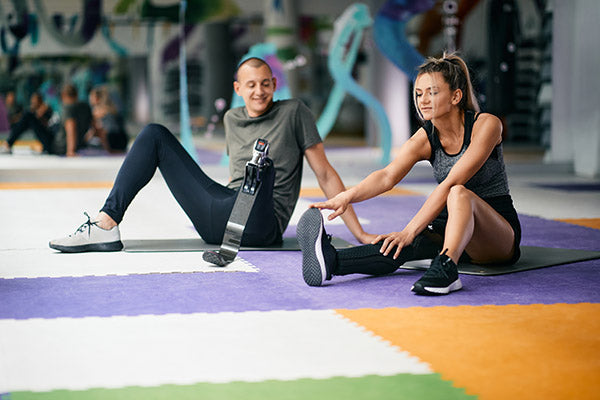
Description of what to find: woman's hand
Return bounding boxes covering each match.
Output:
[371,230,415,259]
[356,231,379,245]
[310,190,353,220]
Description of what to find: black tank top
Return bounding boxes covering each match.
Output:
[424,111,510,199]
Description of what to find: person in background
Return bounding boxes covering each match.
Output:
[86,86,128,153]
[53,83,93,157]
[5,91,23,126]
[1,92,54,154]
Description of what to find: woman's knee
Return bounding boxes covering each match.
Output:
[447,185,473,208]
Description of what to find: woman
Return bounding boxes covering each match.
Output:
[86,86,128,153]
[297,53,521,295]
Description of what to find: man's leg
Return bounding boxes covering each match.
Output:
[30,122,54,153]
[237,161,280,246]
[6,112,54,153]
[101,123,237,243]
[6,111,35,147]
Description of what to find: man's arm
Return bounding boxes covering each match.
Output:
[64,118,78,157]
[304,142,376,244]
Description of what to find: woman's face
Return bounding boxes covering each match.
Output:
[414,72,458,120]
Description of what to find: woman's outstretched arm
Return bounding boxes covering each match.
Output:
[311,128,431,220]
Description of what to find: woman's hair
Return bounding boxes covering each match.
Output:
[413,52,480,120]
[90,85,116,114]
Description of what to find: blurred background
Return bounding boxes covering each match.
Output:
[0,0,598,176]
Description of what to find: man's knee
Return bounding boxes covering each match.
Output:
[138,123,172,142]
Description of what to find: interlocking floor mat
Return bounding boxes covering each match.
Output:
[123,236,353,252]
[401,245,600,275]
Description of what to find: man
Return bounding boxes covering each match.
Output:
[53,83,93,157]
[49,57,374,252]
[6,91,23,126]
[1,92,54,154]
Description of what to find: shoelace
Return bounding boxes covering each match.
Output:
[424,251,452,279]
[73,212,99,237]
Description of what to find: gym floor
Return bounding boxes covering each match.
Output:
[1,138,599,400]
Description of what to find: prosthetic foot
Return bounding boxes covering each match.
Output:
[203,138,270,267]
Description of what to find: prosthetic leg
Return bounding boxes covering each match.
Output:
[202,138,270,266]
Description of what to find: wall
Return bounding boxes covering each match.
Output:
[547,0,600,177]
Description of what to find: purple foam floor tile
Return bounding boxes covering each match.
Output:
[2,196,598,320]
[1,252,598,320]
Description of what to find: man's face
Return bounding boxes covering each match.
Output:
[30,95,42,110]
[6,92,15,106]
[233,64,277,117]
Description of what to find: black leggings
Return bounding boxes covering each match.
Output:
[334,195,522,276]
[100,123,281,246]
[7,111,54,153]
[335,230,443,276]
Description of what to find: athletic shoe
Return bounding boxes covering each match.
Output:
[411,253,462,295]
[296,208,337,286]
[49,212,123,253]
[0,144,11,155]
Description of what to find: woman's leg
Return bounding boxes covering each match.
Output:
[100,123,237,243]
[411,185,516,295]
[335,230,442,276]
[442,185,516,264]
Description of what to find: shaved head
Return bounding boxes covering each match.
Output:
[236,57,273,80]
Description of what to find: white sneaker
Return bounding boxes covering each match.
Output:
[49,212,123,253]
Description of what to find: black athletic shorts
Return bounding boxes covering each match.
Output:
[430,194,522,265]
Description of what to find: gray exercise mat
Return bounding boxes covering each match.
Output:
[400,246,600,276]
[124,236,354,252]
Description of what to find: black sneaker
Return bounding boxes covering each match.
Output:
[296,208,337,286]
[411,253,462,295]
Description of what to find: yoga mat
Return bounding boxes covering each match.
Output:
[401,246,600,276]
[124,236,354,252]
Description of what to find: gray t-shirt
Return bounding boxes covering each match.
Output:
[224,99,321,233]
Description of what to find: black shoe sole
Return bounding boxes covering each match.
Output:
[297,208,327,287]
[49,240,124,253]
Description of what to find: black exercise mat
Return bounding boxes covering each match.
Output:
[400,246,600,276]
[124,236,354,252]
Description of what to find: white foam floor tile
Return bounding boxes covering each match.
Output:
[0,249,257,278]
[0,182,200,250]
[0,310,431,392]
